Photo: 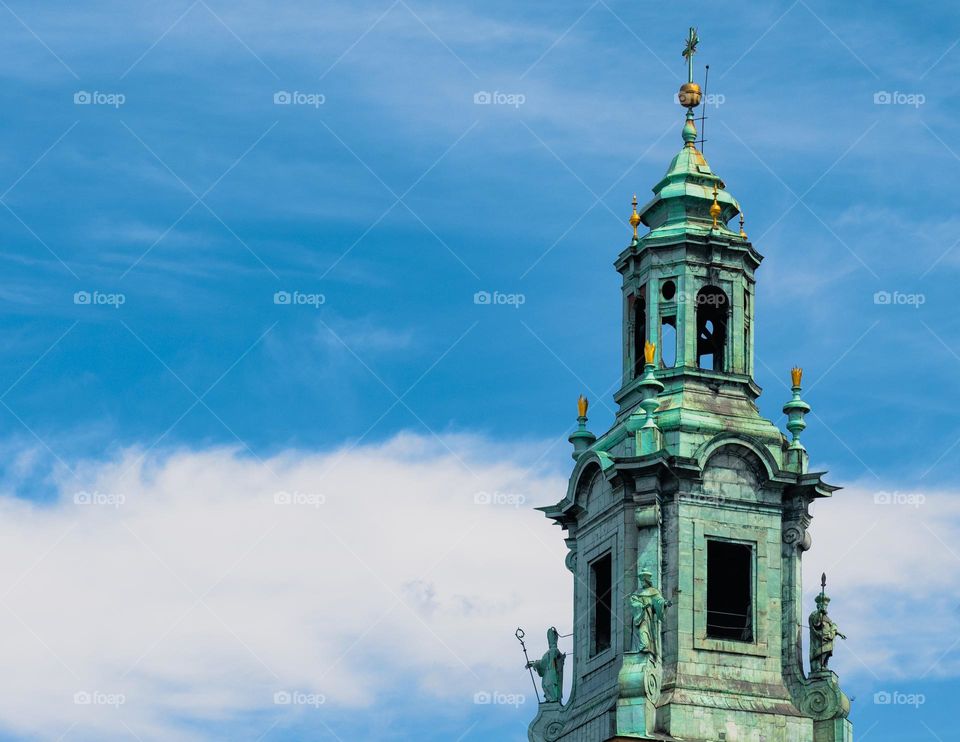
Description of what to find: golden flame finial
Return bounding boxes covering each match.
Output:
[644,341,656,365]
[739,211,747,238]
[577,395,588,418]
[710,183,721,229]
[791,367,803,387]
[629,194,641,239]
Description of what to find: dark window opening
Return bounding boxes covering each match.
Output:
[706,540,753,642]
[660,315,676,368]
[632,288,646,378]
[661,279,676,301]
[590,554,613,655]
[696,286,728,371]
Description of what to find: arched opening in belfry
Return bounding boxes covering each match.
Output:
[696,285,728,371]
[660,315,676,368]
[632,286,646,378]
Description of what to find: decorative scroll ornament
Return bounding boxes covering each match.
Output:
[783,524,812,552]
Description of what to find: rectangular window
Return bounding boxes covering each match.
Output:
[590,553,613,655]
[706,539,753,642]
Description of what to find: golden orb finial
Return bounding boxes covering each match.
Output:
[577,395,589,418]
[709,183,721,229]
[629,194,641,239]
[644,341,656,365]
[739,211,747,239]
[791,367,803,387]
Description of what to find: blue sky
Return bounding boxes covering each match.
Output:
[0,1,957,740]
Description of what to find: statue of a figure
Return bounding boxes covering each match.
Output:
[526,627,565,703]
[809,585,846,673]
[629,570,671,660]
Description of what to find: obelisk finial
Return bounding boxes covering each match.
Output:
[629,194,641,242]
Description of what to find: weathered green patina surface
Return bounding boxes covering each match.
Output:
[526,29,853,742]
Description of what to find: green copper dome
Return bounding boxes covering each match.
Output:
[637,130,742,239]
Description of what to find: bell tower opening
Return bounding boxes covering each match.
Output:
[706,539,753,642]
[590,553,613,656]
[632,287,647,378]
[660,315,677,368]
[696,286,728,371]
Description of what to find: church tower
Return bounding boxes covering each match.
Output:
[527,29,853,742]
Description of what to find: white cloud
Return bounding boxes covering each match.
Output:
[0,433,568,740]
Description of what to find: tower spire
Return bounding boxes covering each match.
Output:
[678,27,702,147]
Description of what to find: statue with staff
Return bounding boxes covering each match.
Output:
[809,573,847,673]
[517,626,565,703]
